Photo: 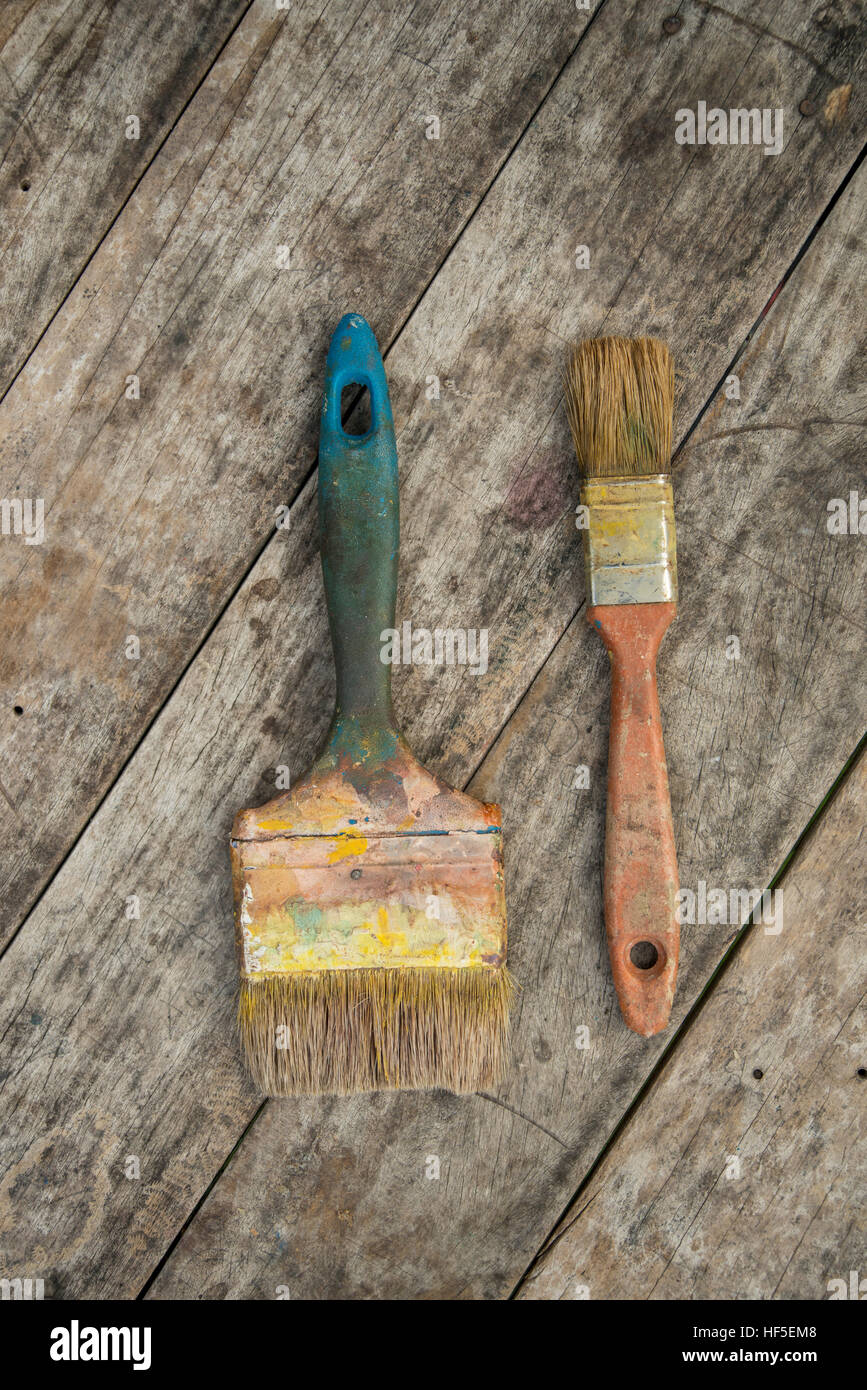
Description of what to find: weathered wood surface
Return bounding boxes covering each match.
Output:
[0,1,863,1299]
[0,0,251,393]
[517,751,866,1300]
[1,0,864,956]
[144,166,867,1299]
[0,0,589,949]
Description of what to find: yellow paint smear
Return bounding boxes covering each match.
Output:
[326,833,368,864]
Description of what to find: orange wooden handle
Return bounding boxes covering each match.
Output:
[588,601,679,1036]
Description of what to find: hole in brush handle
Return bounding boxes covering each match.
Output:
[629,940,659,970]
[319,315,399,726]
[340,382,372,437]
[588,601,680,1036]
[321,314,391,456]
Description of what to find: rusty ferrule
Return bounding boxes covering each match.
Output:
[580,474,677,606]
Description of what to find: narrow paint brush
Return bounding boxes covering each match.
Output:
[565,336,679,1036]
[231,314,512,1095]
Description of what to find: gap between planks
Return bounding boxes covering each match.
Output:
[139,168,865,1296]
[510,730,867,1297]
[0,0,607,963]
[6,0,862,959]
[0,0,257,400]
[139,153,867,1298]
[4,123,864,977]
[514,744,867,1300]
[0,2,861,1301]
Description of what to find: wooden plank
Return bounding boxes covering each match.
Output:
[2,0,865,956]
[0,2,864,1298]
[0,0,591,948]
[143,169,867,1299]
[0,0,251,392]
[517,751,867,1300]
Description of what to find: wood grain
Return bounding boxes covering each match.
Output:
[0,0,251,393]
[0,0,589,949]
[517,751,866,1300]
[144,166,866,1299]
[0,2,863,1299]
[1,0,864,955]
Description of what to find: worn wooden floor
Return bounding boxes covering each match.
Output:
[0,0,864,1301]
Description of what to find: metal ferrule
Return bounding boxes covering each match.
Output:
[580,474,677,606]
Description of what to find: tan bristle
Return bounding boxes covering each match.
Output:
[564,336,674,477]
[239,967,514,1097]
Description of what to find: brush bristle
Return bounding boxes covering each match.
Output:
[564,336,674,478]
[239,967,514,1096]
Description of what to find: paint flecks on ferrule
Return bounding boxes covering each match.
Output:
[581,475,677,606]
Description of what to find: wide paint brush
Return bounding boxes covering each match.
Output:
[565,336,679,1036]
[230,314,512,1095]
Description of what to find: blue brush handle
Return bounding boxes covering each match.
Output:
[318,314,399,730]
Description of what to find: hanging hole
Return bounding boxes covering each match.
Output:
[630,940,659,970]
[341,383,371,436]
[13,705,23,715]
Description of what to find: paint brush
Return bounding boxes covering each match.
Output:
[230,314,512,1095]
[565,336,679,1036]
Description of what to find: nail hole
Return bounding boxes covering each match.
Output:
[662,16,681,35]
[630,940,658,970]
[13,705,23,715]
[857,1068,867,1080]
[20,180,31,192]
[341,383,371,436]
[753,1068,764,1080]
[350,868,362,880]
